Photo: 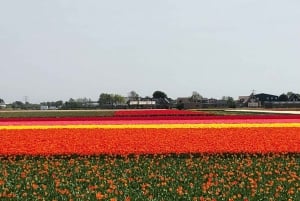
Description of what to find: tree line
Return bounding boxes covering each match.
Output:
[0,90,169,110]
[1,91,299,110]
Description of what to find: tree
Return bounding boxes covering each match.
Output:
[41,100,64,108]
[278,94,288,101]
[128,91,139,101]
[69,98,76,103]
[63,98,81,109]
[176,100,184,110]
[0,99,5,109]
[152,91,167,99]
[190,91,203,102]
[76,97,89,103]
[113,94,125,105]
[55,100,63,107]
[98,93,125,105]
[286,92,294,99]
[222,96,236,108]
[12,101,24,109]
[98,93,114,105]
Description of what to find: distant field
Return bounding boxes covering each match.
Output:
[193,109,274,116]
[0,110,114,118]
[0,109,210,118]
[0,109,279,118]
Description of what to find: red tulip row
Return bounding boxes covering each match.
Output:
[1,114,299,122]
[114,109,210,116]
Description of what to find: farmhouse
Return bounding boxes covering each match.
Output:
[255,93,278,103]
[128,97,171,109]
[176,97,200,109]
[289,93,300,102]
[242,93,278,107]
[128,99,156,109]
[176,97,228,109]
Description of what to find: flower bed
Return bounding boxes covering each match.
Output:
[1,154,299,200]
[1,113,300,122]
[1,117,300,155]
[1,113,300,200]
[114,109,210,117]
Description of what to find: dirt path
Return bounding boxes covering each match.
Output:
[226,109,300,115]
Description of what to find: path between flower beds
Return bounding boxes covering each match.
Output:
[0,115,300,155]
[226,109,300,114]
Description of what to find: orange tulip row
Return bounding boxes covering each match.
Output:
[1,127,299,155]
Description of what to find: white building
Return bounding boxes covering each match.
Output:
[0,103,6,109]
[40,105,49,110]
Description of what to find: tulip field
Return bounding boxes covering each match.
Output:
[0,109,300,200]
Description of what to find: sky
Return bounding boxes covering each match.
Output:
[1,0,299,103]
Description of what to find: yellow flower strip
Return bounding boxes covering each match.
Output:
[1,123,300,130]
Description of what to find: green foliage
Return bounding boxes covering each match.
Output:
[62,98,96,109]
[153,91,168,99]
[98,93,125,106]
[0,154,299,200]
[128,91,139,101]
[40,100,63,107]
[11,101,24,109]
[176,100,184,110]
[113,94,125,105]
[98,93,113,105]
[222,96,236,108]
[190,91,203,102]
[62,98,82,109]
[279,94,289,101]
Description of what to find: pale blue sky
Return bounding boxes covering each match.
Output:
[1,0,299,103]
